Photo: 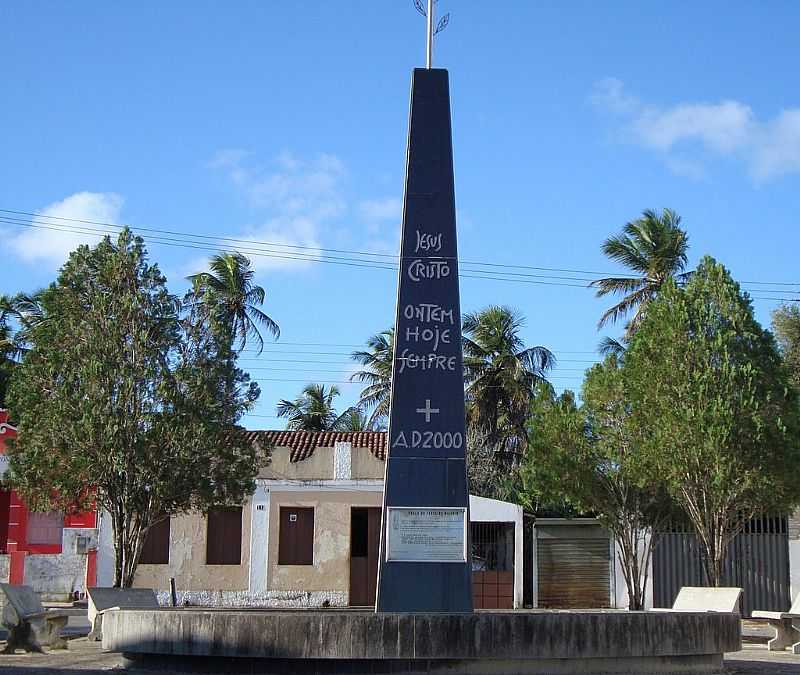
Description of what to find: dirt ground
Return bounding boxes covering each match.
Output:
[1,639,800,674]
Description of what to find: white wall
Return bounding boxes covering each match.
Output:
[612,535,654,609]
[470,495,524,608]
[248,482,270,594]
[24,528,98,601]
[95,510,116,587]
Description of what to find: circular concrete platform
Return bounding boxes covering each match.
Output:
[102,608,741,674]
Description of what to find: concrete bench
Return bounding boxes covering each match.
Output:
[752,593,800,653]
[86,587,159,641]
[652,586,743,613]
[0,583,72,653]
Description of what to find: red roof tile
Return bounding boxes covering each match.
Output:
[245,430,387,463]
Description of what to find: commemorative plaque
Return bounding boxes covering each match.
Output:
[386,507,467,563]
[375,67,472,613]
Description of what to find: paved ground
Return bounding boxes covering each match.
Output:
[726,646,800,674]
[1,639,800,674]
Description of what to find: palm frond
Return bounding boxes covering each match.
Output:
[598,336,627,358]
[595,208,691,332]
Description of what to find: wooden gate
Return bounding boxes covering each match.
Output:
[349,507,381,606]
[653,516,790,617]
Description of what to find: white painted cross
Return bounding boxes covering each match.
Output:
[415,399,440,423]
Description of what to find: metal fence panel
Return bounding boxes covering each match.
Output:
[653,516,790,617]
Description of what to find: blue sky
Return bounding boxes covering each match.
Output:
[2,1,800,428]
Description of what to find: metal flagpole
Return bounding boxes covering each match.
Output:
[426,0,434,68]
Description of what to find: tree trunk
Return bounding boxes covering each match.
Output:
[697,521,726,587]
[111,511,124,587]
[111,507,148,588]
[616,521,653,611]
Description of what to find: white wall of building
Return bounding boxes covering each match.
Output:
[469,494,524,609]
[611,535,654,609]
[95,510,116,587]
[248,482,270,594]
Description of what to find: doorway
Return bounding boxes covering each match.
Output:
[472,522,515,609]
[349,507,381,606]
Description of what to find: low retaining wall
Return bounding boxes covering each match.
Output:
[156,589,348,609]
[103,608,741,674]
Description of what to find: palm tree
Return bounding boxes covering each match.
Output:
[598,336,627,360]
[0,296,14,356]
[0,296,14,407]
[591,208,690,337]
[337,407,370,432]
[462,306,555,461]
[187,252,279,353]
[276,384,353,432]
[350,329,393,429]
[0,291,46,359]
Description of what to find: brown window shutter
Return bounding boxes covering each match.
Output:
[206,507,243,565]
[140,517,170,564]
[278,507,314,565]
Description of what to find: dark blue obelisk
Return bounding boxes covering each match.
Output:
[376,67,472,613]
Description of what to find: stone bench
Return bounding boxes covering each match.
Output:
[751,592,800,653]
[87,587,159,641]
[0,583,72,653]
[652,586,743,613]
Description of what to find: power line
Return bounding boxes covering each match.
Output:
[239,349,598,363]
[252,377,583,385]
[2,208,800,293]
[0,217,603,289]
[6,214,793,299]
[4,214,798,298]
[240,345,601,354]
[243,365,592,373]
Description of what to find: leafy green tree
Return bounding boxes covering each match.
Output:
[187,252,280,353]
[463,306,554,464]
[591,208,690,337]
[276,383,354,432]
[772,304,800,392]
[6,230,262,587]
[625,257,800,586]
[351,329,393,430]
[521,359,671,610]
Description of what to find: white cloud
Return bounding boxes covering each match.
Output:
[181,215,323,278]
[353,197,402,256]
[208,150,349,273]
[358,197,402,223]
[235,215,323,274]
[590,77,639,115]
[591,79,800,181]
[9,192,123,268]
[752,109,800,179]
[211,149,346,219]
[634,101,754,153]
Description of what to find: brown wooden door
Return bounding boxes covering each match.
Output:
[350,507,381,606]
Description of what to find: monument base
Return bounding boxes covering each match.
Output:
[103,608,740,674]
